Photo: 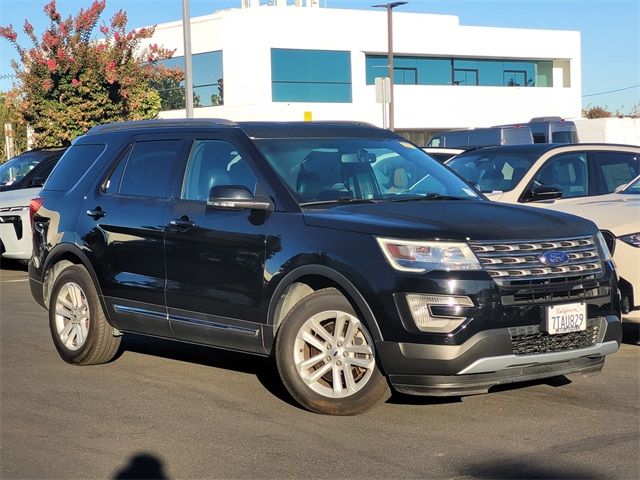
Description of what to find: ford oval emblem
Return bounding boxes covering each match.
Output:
[539,251,570,266]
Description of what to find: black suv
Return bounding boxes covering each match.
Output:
[29,120,621,415]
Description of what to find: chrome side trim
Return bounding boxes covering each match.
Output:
[114,304,168,320]
[169,314,259,336]
[457,340,619,375]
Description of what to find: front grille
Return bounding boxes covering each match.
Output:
[502,284,610,306]
[470,236,603,284]
[508,318,601,355]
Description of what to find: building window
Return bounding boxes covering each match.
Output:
[366,55,553,88]
[503,70,527,87]
[453,69,478,86]
[152,51,224,111]
[271,48,352,103]
[394,67,418,85]
[365,55,450,85]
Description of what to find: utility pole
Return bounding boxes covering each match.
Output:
[182,0,194,118]
[372,2,407,132]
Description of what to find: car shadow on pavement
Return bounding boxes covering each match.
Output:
[622,322,640,345]
[118,334,302,410]
[112,452,168,479]
[457,458,604,479]
[0,258,28,271]
[387,375,573,406]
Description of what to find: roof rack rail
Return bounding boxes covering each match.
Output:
[85,118,237,135]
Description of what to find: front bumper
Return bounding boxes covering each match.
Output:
[0,210,31,260]
[377,314,621,396]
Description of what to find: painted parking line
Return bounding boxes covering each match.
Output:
[0,279,29,283]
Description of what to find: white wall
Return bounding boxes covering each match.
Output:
[149,6,582,129]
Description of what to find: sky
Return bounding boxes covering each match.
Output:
[1,0,639,113]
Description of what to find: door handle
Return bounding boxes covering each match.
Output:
[169,217,195,229]
[86,207,106,219]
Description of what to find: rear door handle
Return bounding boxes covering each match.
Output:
[86,207,106,219]
[169,217,195,229]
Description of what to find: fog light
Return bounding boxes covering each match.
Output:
[406,294,474,333]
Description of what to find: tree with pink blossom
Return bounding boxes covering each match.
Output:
[1,0,181,146]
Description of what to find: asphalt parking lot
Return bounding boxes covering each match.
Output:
[1,262,639,479]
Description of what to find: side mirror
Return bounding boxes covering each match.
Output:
[524,186,563,202]
[207,185,271,211]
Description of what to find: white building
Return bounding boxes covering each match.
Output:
[147,0,581,143]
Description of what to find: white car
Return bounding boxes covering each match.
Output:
[447,143,639,204]
[0,187,41,264]
[545,177,640,323]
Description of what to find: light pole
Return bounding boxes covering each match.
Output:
[372,2,407,132]
[182,0,194,118]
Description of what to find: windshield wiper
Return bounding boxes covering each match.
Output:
[299,197,380,207]
[390,193,469,202]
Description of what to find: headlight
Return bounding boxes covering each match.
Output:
[376,237,481,273]
[595,231,612,261]
[619,233,640,248]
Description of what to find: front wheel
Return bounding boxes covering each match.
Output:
[275,288,389,415]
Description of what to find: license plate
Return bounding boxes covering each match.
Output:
[546,302,587,335]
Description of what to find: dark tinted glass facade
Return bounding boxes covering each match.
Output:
[154,51,223,111]
[366,55,553,87]
[271,48,352,102]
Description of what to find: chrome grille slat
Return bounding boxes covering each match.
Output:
[471,235,603,283]
[477,246,597,259]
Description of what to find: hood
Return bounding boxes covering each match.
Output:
[543,194,640,235]
[0,187,42,208]
[303,199,598,241]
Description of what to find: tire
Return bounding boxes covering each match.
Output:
[275,288,390,415]
[48,265,121,365]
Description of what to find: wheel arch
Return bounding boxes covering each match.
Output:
[267,265,383,343]
[41,244,111,324]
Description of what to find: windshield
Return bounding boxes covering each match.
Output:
[622,175,640,194]
[253,138,481,205]
[0,152,42,186]
[447,151,538,193]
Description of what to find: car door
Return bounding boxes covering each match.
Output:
[164,132,270,353]
[590,150,639,195]
[525,151,590,204]
[78,133,187,337]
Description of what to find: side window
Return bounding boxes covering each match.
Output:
[593,152,639,193]
[181,139,257,201]
[45,145,105,191]
[117,140,183,198]
[533,153,589,198]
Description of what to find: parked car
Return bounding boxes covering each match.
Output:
[527,116,579,144]
[426,126,533,148]
[0,148,65,192]
[0,148,65,264]
[446,144,639,204]
[541,176,639,323]
[29,119,621,415]
[421,147,465,163]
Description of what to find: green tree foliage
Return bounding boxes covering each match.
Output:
[0,0,182,147]
[0,90,28,159]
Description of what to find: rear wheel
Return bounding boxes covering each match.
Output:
[49,265,120,365]
[276,288,389,415]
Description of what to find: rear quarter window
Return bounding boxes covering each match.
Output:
[44,144,106,191]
